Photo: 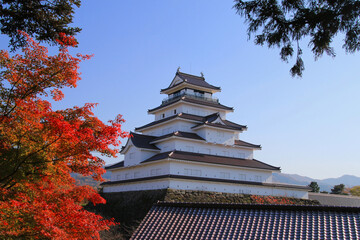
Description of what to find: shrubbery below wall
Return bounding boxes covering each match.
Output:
[87,189,319,239]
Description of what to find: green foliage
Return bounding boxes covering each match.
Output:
[0,0,81,50]
[309,181,320,193]
[331,183,347,194]
[349,186,360,196]
[234,0,360,77]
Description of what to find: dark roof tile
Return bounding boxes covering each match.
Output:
[148,95,233,113]
[132,202,360,239]
[141,150,280,171]
[161,71,220,92]
[234,139,261,149]
[128,132,160,150]
[105,161,124,170]
[151,131,205,142]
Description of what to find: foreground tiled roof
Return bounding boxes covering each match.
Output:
[161,71,221,92]
[141,150,280,171]
[132,202,360,239]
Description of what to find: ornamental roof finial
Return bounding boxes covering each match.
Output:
[200,71,204,77]
[177,66,181,73]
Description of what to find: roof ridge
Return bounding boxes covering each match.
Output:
[177,71,204,80]
[155,201,360,211]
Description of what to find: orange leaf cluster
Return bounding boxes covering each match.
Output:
[0,32,128,239]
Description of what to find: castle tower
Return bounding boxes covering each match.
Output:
[102,70,309,198]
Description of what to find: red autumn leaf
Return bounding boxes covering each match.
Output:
[0,32,128,239]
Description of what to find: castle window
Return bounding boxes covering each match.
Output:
[239,174,246,181]
[162,113,165,118]
[174,109,176,114]
[255,175,262,182]
[220,172,230,179]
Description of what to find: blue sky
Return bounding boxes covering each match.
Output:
[2,1,360,179]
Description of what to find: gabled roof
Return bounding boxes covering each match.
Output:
[135,112,245,132]
[105,161,124,170]
[132,202,360,240]
[235,139,261,149]
[135,113,203,131]
[121,132,160,153]
[148,95,233,113]
[150,131,205,143]
[191,113,247,131]
[141,150,280,171]
[161,71,220,94]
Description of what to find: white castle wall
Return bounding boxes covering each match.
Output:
[142,120,194,136]
[154,104,227,121]
[156,139,254,159]
[111,162,169,181]
[124,146,159,167]
[169,161,272,183]
[103,177,308,199]
[111,160,272,184]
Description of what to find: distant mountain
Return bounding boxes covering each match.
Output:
[71,171,111,188]
[273,173,360,192]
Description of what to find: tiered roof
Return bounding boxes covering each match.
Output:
[160,71,221,94]
[148,95,233,113]
[141,151,279,171]
[135,112,246,132]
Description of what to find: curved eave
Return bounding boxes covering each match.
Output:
[192,123,246,132]
[148,98,233,114]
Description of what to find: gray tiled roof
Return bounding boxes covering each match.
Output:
[135,112,245,131]
[148,95,233,113]
[105,161,124,170]
[151,131,205,142]
[235,139,261,149]
[309,192,360,207]
[132,202,360,239]
[129,132,160,150]
[141,150,280,171]
[161,71,221,92]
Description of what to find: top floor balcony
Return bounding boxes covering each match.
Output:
[162,92,219,105]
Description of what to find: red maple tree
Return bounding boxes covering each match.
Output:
[0,32,128,239]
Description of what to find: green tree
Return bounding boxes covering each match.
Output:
[0,0,81,50]
[349,186,360,196]
[331,183,347,194]
[308,181,320,193]
[234,0,360,77]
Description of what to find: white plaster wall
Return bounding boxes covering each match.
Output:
[103,180,170,193]
[103,178,308,199]
[124,147,158,167]
[157,138,253,159]
[153,103,227,121]
[110,162,170,181]
[142,120,194,136]
[169,161,272,183]
[196,128,237,145]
